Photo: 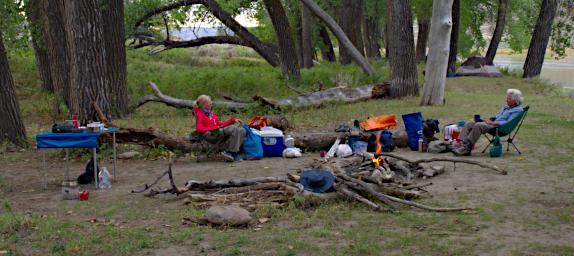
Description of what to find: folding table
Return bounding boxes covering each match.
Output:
[36,127,120,188]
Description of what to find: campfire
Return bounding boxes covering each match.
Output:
[134,153,506,213]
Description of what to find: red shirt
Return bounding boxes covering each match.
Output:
[192,108,236,134]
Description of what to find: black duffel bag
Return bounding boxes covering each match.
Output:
[52,120,81,133]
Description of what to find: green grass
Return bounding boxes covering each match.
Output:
[3,46,574,255]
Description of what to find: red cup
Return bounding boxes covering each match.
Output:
[79,191,90,201]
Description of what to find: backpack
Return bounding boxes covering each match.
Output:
[422,119,440,140]
[367,129,394,153]
[77,157,99,184]
[489,135,502,157]
[242,125,263,160]
[248,116,268,130]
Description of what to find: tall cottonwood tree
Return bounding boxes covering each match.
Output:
[101,0,129,117]
[387,0,418,97]
[338,0,365,64]
[318,25,336,62]
[64,0,113,121]
[41,0,70,106]
[421,0,454,106]
[25,0,53,92]
[447,0,460,74]
[0,31,26,146]
[523,0,560,78]
[485,0,509,64]
[264,0,301,79]
[300,3,314,68]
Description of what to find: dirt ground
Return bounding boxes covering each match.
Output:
[2,144,574,255]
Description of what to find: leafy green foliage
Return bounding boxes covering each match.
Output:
[550,0,574,59]
[505,0,539,53]
[0,0,28,49]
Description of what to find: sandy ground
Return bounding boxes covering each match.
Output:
[1,145,574,255]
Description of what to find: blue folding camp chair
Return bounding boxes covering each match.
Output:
[481,105,530,155]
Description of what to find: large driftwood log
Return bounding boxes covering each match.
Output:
[253,82,390,109]
[131,82,249,111]
[111,128,408,153]
[132,81,390,111]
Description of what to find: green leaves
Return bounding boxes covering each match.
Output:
[0,0,28,49]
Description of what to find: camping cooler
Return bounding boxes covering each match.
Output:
[260,127,284,157]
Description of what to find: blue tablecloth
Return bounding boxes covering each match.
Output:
[36,128,120,149]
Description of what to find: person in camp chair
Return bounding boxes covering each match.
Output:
[193,95,245,162]
[453,89,524,156]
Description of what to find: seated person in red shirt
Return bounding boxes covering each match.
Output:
[193,95,245,162]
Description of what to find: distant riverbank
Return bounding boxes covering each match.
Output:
[494,50,574,89]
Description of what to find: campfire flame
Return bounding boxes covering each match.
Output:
[371,130,383,167]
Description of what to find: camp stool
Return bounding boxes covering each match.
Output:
[189,131,227,162]
[481,105,530,155]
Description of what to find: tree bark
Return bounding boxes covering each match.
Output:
[42,0,70,106]
[0,31,27,146]
[420,0,454,106]
[523,0,560,78]
[301,3,314,68]
[134,0,280,67]
[447,0,460,74]
[300,0,375,76]
[26,0,53,92]
[387,0,419,97]
[485,0,509,64]
[338,0,365,64]
[415,17,430,63]
[263,0,301,79]
[364,15,382,60]
[64,0,112,121]
[318,25,336,62]
[101,0,129,118]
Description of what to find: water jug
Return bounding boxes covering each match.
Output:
[284,135,295,148]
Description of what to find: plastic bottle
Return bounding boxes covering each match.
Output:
[72,114,79,128]
[98,167,112,189]
[284,135,295,148]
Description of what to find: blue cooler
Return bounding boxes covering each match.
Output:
[260,127,284,157]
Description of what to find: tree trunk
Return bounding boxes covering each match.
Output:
[383,19,390,59]
[523,0,560,78]
[318,25,336,62]
[0,31,27,146]
[387,0,419,97]
[263,0,301,79]
[447,0,460,74]
[364,15,382,59]
[416,17,430,63]
[485,0,509,64]
[301,3,314,68]
[64,0,112,121]
[26,0,53,92]
[42,0,70,106]
[420,0,454,106]
[300,0,375,76]
[101,0,129,118]
[338,0,365,64]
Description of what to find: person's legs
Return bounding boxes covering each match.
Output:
[458,121,476,142]
[454,122,493,156]
[222,125,246,153]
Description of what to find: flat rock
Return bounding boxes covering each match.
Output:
[206,205,251,226]
[117,151,140,159]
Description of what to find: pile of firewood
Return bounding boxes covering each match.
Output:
[133,153,506,212]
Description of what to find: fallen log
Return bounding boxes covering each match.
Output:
[131,82,249,111]
[253,82,391,109]
[132,81,391,111]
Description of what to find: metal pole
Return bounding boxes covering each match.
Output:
[113,132,117,180]
[65,148,70,181]
[93,148,98,188]
[42,150,47,189]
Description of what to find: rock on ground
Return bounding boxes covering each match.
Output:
[206,205,252,226]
